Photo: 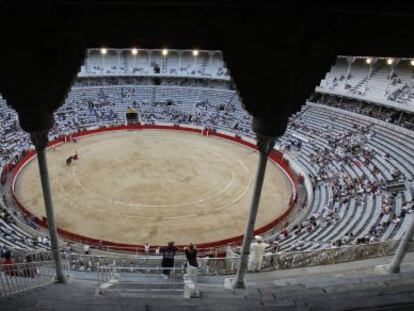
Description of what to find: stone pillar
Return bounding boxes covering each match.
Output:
[233,134,276,288]
[31,131,66,283]
[387,215,414,273]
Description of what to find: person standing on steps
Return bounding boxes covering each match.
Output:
[159,241,178,276]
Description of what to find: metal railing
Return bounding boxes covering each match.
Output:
[197,256,241,276]
[214,240,404,275]
[0,240,408,297]
[0,261,57,297]
[65,240,406,276]
[5,248,54,263]
[260,240,401,271]
[97,265,188,293]
[68,254,189,272]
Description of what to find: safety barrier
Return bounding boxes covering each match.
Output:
[0,261,57,297]
[97,265,188,294]
[222,240,404,274]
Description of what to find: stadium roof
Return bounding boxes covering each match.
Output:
[1,1,414,134]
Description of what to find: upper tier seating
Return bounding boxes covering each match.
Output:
[79,49,230,80]
[318,57,414,112]
[51,85,253,138]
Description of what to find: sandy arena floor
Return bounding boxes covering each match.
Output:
[15,130,292,245]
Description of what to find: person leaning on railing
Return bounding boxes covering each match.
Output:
[159,241,178,276]
[184,243,198,268]
[248,235,269,272]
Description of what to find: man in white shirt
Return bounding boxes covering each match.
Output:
[83,244,90,255]
[144,243,150,255]
[248,235,269,272]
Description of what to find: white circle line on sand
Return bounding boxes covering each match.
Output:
[58,171,252,219]
[50,133,254,218]
[68,134,251,209]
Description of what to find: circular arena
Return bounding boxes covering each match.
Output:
[1,46,414,309]
[3,4,414,309]
[13,127,293,246]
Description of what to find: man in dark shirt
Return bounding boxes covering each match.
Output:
[160,241,178,276]
[184,243,198,268]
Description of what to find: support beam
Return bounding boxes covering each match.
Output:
[343,57,355,90]
[364,64,373,95]
[397,112,404,125]
[233,134,275,289]
[31,131,66,283]
[387,215,414,273]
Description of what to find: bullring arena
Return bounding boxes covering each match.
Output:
[13,127,293,246]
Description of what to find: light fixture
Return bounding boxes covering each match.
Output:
[387,58,393,65]
[192,49,199,56]
[100,48,107,55]
[411,60,414,66]
[131,48,138,55]
[162,49,168,56]
[366,58,372,64]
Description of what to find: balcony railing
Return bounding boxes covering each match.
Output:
[0,261,57,297]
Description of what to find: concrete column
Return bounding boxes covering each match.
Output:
[387,215,414,273]
[385,66,395,96]
[407,76,414,99]
[101,53,105,72]
[364,65,373,95]
[233,134,276,288]
[178,51,182,69]
[31,131,66,283]
[343,57,355,90]
[85,50,89,71]
[397,112,404,125]
[117,50,122,70]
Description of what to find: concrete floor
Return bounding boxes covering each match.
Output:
[15,130,292,245]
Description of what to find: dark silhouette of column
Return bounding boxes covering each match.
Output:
[234,133,275,288]
[31,131,66,283]
[387,216,414,273]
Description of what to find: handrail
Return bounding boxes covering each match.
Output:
[0,261,57,297]
[0,240,407,298]
[63,240,406,276]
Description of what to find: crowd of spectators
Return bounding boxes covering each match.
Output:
[270,102,414,253]
[1,60,414,268]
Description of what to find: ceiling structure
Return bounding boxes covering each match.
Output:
[1,1,414,135]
